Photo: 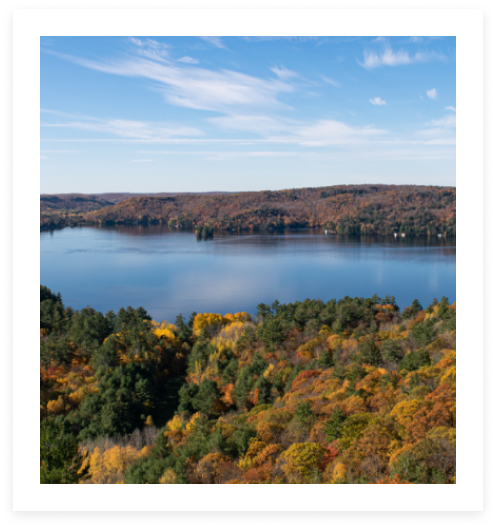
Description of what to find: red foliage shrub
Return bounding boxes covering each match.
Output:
[320,441,340,470]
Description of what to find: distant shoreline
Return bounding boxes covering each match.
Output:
[40,183,456,238]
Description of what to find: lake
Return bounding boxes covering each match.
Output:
[40,226,456,321]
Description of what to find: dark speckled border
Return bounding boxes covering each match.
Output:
[1,1,494,526]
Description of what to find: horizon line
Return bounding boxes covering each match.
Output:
[40,183,457,196]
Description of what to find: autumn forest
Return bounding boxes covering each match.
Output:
[40,285,456,484]
[40,184,456,238]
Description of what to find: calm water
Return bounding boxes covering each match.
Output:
[40,226,456,321]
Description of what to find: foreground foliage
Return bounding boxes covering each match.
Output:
[40,286,456,484]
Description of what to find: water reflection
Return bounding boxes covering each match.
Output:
[41,226,456,321]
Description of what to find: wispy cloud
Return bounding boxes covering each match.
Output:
[321,76,340,87]
[416,112,456,145]
[42,138,266,145]
[361,48,411,68]
[360,47,446,69]
[41,132,455,149]
[445,106,456,112]
[177,56,199,64]
[427,88,438,100]
[128,37,170,62]
[369,97,386,106]
[41,114,203,141]
[209,112,456,149]
[199,36,225,48]
[151,147,454,163]
[42,106,455,152]
[47,48,294,113]
[275,120,387,147]
[270,66,298,80]
[212,114,387,147]
[429,114,456,128]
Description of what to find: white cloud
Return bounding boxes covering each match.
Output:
[270,66,298,80]
[280,120,386,146]
[199,36,225,48]
[445,106,456,112]
[360,47,446,69]
[49,50,294,113]
[321,76,340,87]
[427,88,438,99]
[409,36,423,43]
[210,114,387,147]
[177,56,199,64]
[361,48,412,68]
[128,37,170,62]
[369,97,387,106]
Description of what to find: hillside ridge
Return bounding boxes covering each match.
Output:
[40,184,456,237]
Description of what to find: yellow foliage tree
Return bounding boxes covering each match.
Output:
[192,313,228,336]
[167,414,184,432]
[211,321,254,354]
[159,468,178,484]
[46,396,66,416]
[278,443,326,483]
[332,462,348,483]
[263,364,275,379]
[390,399,424,435]
[86,445,143,484]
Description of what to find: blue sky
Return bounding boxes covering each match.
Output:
[40,36,456,194]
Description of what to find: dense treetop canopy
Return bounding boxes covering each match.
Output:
[40,285,456,484]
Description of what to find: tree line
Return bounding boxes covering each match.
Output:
[40,184,456,238]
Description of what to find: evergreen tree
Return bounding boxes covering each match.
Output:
[193,380,222,416]
[40,418,88,484]
[324,408,346,442]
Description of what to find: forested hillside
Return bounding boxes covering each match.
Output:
[40,184,456,237]
[40,286,456,484]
